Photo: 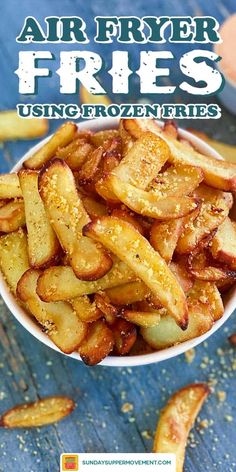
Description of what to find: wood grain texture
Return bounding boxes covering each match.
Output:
[0,1,236,471]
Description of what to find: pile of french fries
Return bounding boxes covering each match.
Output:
[0,118,236,365]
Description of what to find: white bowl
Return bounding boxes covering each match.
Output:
[0,117,235,367]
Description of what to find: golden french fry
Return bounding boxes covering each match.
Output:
[83,216,188,329]
[0,229,29,294]
[122,309,161,328]
[150,219,184,262]
[0,200,25,233]
[24,122,77,169]
[94,137,123,202]
[111,131,170,189]
[118,120,134,154]
[17,269,87,353]
[105,280,150,305]
[39,158,112,280]
[112,318,137,355]
[37,260,137,302]
[0,396,75,428]
[188,250,236,282]
[176,184,233,254]
[80,86,112,106]
[0,200,7,208]
[169,262,193,293]
[56,138,94,170]
[78,319,114,365]
[111,209,145,235]
[108,175,199,220]
[19,170,60,269]
[94,292,118,324]
[70,296,102,323]
[81,195,107,218]
[210,217,236,269]
[0,174,22,199]
[141,302,213,349]
[153,384,210,472]
[78,146,104,183]
[90,129,119,147]
[187,280,223,321]
[188,128,236,164]
[0,111,48,141]
[123,118,236,191]
[163,120,178,139]
[149,165,203,197]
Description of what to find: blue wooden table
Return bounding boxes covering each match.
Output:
[0,1,236,471]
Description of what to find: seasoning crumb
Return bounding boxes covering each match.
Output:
[225,415,233,422]
[228,333,236,347]
[121,402,133,413]
[185,348,195,363]
[199,419,210,429]
[142,430,152,440]
[217,391,226,403]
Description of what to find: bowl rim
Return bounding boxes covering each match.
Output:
[0,116,235,367]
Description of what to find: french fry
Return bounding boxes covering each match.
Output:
[56,138,94,170]
[70,296,102,323]
[188,128,236,164]
[37,260,137,302]
[18,170,60,268]
[153,384,210,472]
[123,118,236,191]
[111,209,145,235]
[78,319,114,365]
[17,269,87,353]
[108,175,199,220]
[81,195,107,218]
[94,292,118,324]
[0,200,25,232]
[0,111,48,141]
[187,280,224,321]
[122,309,161,328]
[176,184,233,254]
[111,131,170,189]
[150,219,184,262]
[78,146,104,184]
[141,302,213,349]
[39,158,112,280]
[90,129,119,147]
[118,119,134,154]
[0,174,22,199]
[95,137,122,202]
[0,396,75,428]
[24,122,77,170]
[163,120,178,139]
[83,217,188,329]
[135,299,163,311]
[188,250,236,282]
[210,217,236,269]
[0,229,29,294]
[149,165,204,197]
[169,262,193,293]
[105,280,150,305]
[0,200,7,208]
[112,318,137,355]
